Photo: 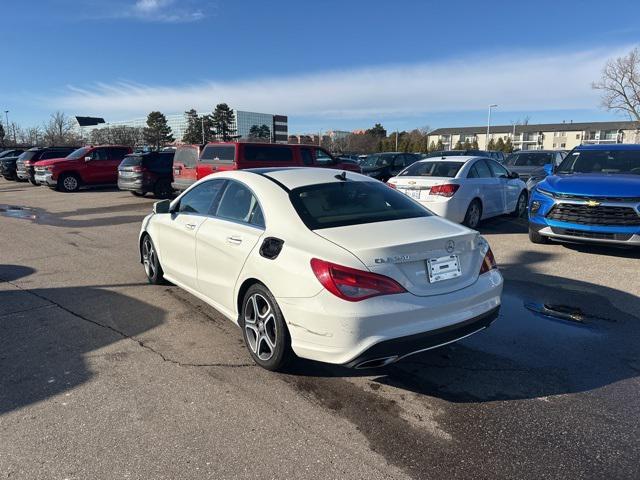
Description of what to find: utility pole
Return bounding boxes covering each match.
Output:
[486,104,498,149]
[201,116,205,144]
[395,130,399,151]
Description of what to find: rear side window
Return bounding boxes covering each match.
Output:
[243,145,293,163]
[290,180,430,230]
[174,147,199,168]
[201,145,236,164]
[469,160,492,178]
[41,150,66,160]
[215,181,264,227]
[301,148,313,166]
[178,179,226,214]
[401,161,464,177]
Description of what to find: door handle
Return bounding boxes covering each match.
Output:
[185,223,196,230]
[226,236,242,245]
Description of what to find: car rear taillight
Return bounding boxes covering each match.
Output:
[386,182,396,189]
[132,166,145,173]
[479,248,497,275]
[310,258,406,301]
[429,184,460,197]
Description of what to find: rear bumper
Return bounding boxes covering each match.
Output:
[416,197,467,224]
[171,178,195,192]
[345,306,499,368]
[118,178,148,193]
[277,269,503,365]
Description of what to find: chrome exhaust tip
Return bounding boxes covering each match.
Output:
[354,355,398,369]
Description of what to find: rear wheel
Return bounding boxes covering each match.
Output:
[511,190,528,217]
[142,235,165,284]
[58,173,80,193]
[463,200,482,229]
[241,284,292,371]
[529,227,550,244]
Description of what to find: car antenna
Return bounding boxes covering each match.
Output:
[335,171,347,181]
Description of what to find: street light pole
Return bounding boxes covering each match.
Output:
[486,104,498,149]
[3,111,8,144]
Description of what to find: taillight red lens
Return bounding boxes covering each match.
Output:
[479,248,497,275]
[310,258,406,301]
[132,166,144,173]
[386,182,396,189]
[429,184,460,197]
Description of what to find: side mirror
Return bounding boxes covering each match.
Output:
[543,163,554,176]
[153,199,171,214]
[84,156,91,162]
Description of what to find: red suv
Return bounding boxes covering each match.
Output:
[34,145,132,192]
[171,142,361,192]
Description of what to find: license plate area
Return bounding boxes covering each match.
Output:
[174,168,181,175]
[399,188,422,200]
[426,255,461,283]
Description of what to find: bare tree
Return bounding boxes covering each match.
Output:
[42,111,80,146]
[593,48,640,121]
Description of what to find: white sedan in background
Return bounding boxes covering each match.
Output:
[139,168,503,371]
[387,156,528,228]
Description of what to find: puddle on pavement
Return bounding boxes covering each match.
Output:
[0,205,38,220]
[524,302,615,324]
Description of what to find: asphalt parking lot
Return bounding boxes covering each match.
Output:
[1,180,639,479]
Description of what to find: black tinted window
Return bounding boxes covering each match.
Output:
[109,148,130,161]
[301,149,313,166]
[290,180,430,230]
[178,180,225,214]
[201,145,235,164]
[243,145,293,163]
[215,181,263,225]
[400,161,464,177]
[41,150,69,160]
[471,160,492,178]
[174,147,199,168]
[17,151,38,161]
[508,152,553,167]
[557,149,640,174]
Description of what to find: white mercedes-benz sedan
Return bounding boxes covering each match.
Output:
[387,156,528,228]
[139,168,503,371]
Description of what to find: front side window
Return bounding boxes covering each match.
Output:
[91,148,109,161]
[67,147,91,160]
[215,181,264,226]
[290,180,430,230]
[178,179,226,214]
[314,148,335,166]
[487,160,509,178]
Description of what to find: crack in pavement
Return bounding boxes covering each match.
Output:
[3,279,255,369]
[0,303,56,319]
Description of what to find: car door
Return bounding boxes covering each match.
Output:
[312,148,337,168]
[467,159,501,217]
[107,147,130,183]
[196,180,266,314]
[488,159,519,213]
[155,179,226,290]
[83,147,110,184]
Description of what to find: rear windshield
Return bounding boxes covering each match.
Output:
[17,151,38,161]
[174,147,199,168]
[289,180,430,230]
[557,149,640,174]
[506,152,553,167]
[201,145,236,164]
[361,154,393,167]
[120,155,143,167]
[400,161,464,177]
[67,147,91,160]
[243,145,293,163]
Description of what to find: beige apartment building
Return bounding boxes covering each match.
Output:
[427,120,640,151]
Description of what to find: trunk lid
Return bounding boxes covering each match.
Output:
[315,216,483,296]
[389,176,457,200]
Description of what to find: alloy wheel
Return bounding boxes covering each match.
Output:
[63,176,78,191]
[244,293,277,361]
[142,237,156,279]
[467,203,480,228]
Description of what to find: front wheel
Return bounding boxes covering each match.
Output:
[463,200,482,229]
[58,173,80,192]
[142,235,165,284]
[241,284,292,371]
[511,190,528,217]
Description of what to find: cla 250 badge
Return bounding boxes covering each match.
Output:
[374,255,411,264]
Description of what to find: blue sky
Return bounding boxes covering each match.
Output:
[2,0,640,134]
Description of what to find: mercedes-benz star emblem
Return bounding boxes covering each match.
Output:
[446,240,455,253]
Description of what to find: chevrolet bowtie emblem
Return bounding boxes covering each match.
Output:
[586,200,600,207]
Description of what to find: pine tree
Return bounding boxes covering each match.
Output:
[462,139,472,150]
[487,138,496,150]
[211,103,236,141]
[436,140,444,151]
[248,125,261,139]
[0,123,5,147]
[258,124,271,140]
[471,139,479,150]
[454,140,463,150]
[495,137,505,152]
[504,137,514,153]
[182,109,203,144]
[143,111,174,150]
[428,141,437,152]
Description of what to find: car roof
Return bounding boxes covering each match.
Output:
[416,155,482,163]
[246,167,374,191]
[574,144,640,151]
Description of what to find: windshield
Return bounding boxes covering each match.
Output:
[556,149,640,175]
[289,180,430,230]
[361,154,392,168]
[506,152,553,167]
[67,147,91,160]
[400,161,464,177]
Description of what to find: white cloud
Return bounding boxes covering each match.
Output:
[90,0,206,23]
[50,47,631,120]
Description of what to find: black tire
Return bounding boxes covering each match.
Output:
[131,191,145,197]
[153,178,173,199]
[463,199,482,229]
[58,173,80,193]
[241,283,292,371]
[141,234,165,284]
[511,190,528,217]
[529,227,550,244]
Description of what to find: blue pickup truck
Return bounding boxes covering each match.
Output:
[528,144,640,247]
